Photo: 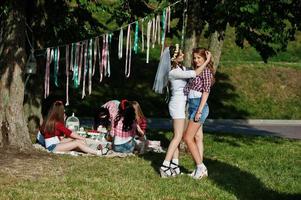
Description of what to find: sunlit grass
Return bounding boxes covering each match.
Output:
[0,132,300,200]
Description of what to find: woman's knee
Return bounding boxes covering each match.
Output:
[183,133,193,143]
[194,134,203,143]
[75,139,86,146]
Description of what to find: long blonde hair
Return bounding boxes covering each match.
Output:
[130,101,145,121]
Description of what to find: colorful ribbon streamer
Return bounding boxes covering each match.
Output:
[65,45,70,106]
[53,47,60,87]
[134,21,139,54]
[125,24,132,77]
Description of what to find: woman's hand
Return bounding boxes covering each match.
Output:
[194,112,202,122]
[205,51,212,61]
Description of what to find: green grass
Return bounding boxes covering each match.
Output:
[210,64,301,119]
[1,132,300,200]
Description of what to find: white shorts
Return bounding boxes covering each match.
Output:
[168,95,187,119]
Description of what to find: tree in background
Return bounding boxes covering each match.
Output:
[0,0,116,149]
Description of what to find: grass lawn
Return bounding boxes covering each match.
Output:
[0,132,300,200]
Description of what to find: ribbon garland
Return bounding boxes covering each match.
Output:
[41,1,181,103]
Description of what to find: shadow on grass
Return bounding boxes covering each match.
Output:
[206,131,293,147]
[206,158,300,200]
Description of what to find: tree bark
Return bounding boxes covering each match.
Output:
[208,30,225,70]
[0,0,32,149]
[183,0,204,67]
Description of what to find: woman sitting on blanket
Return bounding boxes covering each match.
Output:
[102,99,137,153]
[41,100,105,156]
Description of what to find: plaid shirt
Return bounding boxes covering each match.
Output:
[184,67,213,95]
[111,118,137,138]
[137,117,147,133]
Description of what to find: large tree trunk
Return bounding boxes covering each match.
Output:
[183,0,204,67]
[208,30,225,70]
[0,0,32,149]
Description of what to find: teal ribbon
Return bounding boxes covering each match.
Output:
[73,43,79,88]
[53,47,59,87]
[161,9,166,46]
[134,21,139,54]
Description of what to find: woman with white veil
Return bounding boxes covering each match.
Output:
[153,44,211,177]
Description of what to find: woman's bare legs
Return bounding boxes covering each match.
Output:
[183,121,202,165]
[164,119,185,161]
[194,125,204,162]
[184,122,207,178]
[160,119,185,177]
[54,139,101,155]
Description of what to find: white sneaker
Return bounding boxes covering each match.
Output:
[192,167,208,179]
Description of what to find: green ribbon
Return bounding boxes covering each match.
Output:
[161,9,166,46]
[53,47,59,87]
[134,21,139,54]
[73,43,79,88]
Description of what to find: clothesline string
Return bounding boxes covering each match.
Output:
[33,0,183,52]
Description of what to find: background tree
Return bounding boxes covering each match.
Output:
[0,0,32,149]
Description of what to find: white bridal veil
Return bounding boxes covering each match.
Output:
[152,47,171,94]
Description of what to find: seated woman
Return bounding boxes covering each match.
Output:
[130,101,147,136]
[41,100,104,156]
[110,99,137,153]
[130,101,147,153]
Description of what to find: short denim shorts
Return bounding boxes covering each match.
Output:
[46,144,57,152]
[187,98,209,124]
[113,138,135,153]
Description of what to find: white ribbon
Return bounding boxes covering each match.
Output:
[118,28,123,59]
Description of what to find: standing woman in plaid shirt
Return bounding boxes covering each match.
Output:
[183,48,216,179]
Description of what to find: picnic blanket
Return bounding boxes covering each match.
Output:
[33,139,164,158]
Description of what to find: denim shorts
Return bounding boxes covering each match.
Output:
[46,144,57,152]
[187,98,209,124]
[113,139,135,153]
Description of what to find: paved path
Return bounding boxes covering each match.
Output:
[147,119,301,140]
